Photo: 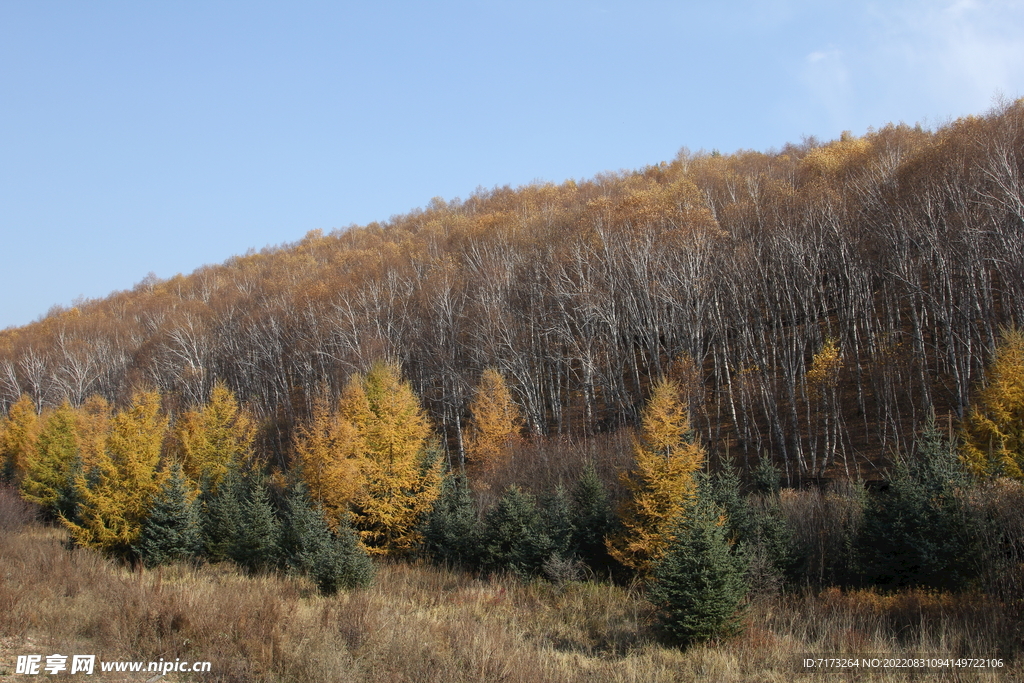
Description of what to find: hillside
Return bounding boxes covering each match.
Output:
[3,100,1024,479]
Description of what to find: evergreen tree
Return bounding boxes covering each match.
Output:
[709,459,749,543]
[231,474,281,573]
[752,456,782,496]
[422,473,480,568]
[608,378,705,576]
[648,484,747,647]
[860,417,980,590]
[570,463,616,573]
[280,481,373,593]
[707,461,795,593]
[544,484,575,558]
[134,462,201,567]
[200,465,245,563]
[480,485,552,576]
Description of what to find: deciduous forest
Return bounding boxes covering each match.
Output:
[3,101,1024,681]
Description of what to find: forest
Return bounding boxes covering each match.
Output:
[2,100,1024,681]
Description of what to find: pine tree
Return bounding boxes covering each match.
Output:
[542,484,575,560]
[608,378,705,576]
[464,368,522,473]
[231,475,281,573]
[648,483,747,648]
[63,390,167,557]
[20,402,80,521]
[570,463,615,573]
[709,458,749,543]
[347,362,443,556]
[422,473,480,568]
[963,328,1024,478]
[280,481,373,593]
[1,394,39,484]
[480,485,552,576]
[752,456,782,496]
[176,381,255,490]
[200,465,245,563]
[134,461,201,567]
[860,417,980,590]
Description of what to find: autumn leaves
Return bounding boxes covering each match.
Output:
[2,359,713,581]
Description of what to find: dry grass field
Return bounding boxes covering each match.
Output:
[1,494,1019,683]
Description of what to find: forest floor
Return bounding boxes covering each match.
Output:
[0,523,1020,682]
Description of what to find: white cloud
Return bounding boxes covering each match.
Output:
[866,0,1024,116]
[801,47,854,129]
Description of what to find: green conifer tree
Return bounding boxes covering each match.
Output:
[422,473,480,569]
[280,481,373,593]
[648,483,747,647]
[134,462,201,567]
[570,463,616,573]
[200,466,245,563]
[231,475,281,573]
[860,417,980,590]
[480,485,551,576]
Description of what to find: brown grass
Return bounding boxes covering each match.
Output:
[0,506,1019,682]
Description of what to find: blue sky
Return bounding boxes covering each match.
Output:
[2,0,1023,329]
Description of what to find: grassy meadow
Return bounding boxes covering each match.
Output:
[0,486,1018,683]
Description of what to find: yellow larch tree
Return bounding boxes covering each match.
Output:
[294,389,365,530]
[20,401,80,519]
[74,394,111,472]
[346,361,443,556]
[464,368,522,473]
[175,381,255,490]
[1,394,40,484]
[64,390,168,556]
[963,328,1024,478]
[607,378,706,577]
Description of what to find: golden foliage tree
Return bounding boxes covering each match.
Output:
[74,394,111,472]
[175,381,255,489]
[465,368,521,473]
[20,402,79,517]
[608,378,706,577]
[294,389,364,530]
[64,390,168,556]
[346,361,443,556]
[964,328,1024,478]
[1,394,39,483]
